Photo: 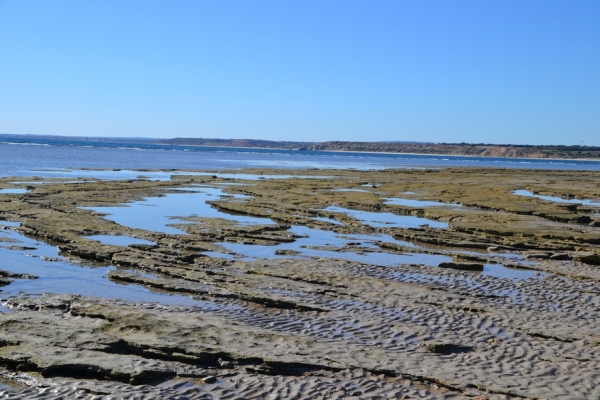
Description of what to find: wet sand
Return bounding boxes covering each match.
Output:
[1,167,600,399]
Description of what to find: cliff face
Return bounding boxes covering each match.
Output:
[301,141,600,159]
[159,138,600,159]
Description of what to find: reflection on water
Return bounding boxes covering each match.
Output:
[0,188,29,194]
[324,206,448,229]
[514,190,600,206]
[218,242,451,267]
[201,251,237,260]
[0,226,221,308]
[333,188,370,193]
[482,264,542,280]
[384,197,462,209]
[80,188,274,234]
[0,221,20,227]
[210,226,449,267]
[85,235,155,247]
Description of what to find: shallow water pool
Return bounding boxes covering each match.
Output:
[81,187,274,235]
[514,190,600,206]
[209,226,449,267]
[324,206,448,229]
[85,235,156,247]
[384,197,462,209]
[0,226,222,308]
[0,188,29,194]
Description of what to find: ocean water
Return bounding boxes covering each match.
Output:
[1,138,600,176]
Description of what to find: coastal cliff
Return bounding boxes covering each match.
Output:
[158,137,600,159]
[2,134,599,159]
[299,141,600,159]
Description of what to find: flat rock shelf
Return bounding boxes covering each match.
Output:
[1,166,600,399]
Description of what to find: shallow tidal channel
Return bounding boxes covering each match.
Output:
[0,221,219,309]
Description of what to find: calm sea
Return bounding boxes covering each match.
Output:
[2,137,600,177]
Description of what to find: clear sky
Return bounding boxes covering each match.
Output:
[1,1,599,145]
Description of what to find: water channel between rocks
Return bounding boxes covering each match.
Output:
[80,187,266,235]
[383,197,462,209]
[0,181,547,312]
[85,235,156,247]
[79,187,538,279]
[324,206,449,229]
[0,223,220,309]
[0,188,29,194]
[514,189,600,206]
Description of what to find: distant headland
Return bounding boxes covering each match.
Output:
[2,133,599,159]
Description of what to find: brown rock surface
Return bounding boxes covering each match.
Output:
[1,167,600,398]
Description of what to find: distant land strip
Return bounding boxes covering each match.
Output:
[146,138,600,159]
[2,133,600,159]
[295,141,600,159]
[157,137,308,149]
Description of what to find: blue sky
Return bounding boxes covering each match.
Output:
[0,1,598,145]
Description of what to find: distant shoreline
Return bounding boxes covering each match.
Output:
[297,148,600,162]
[2,133,599,161]
[168,144,600,163]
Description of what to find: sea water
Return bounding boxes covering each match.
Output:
[2,138,600,177]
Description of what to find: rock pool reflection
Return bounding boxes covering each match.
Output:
[85,235,156,247]
[0,226,224,308]
[324,206,448,229]
[514,189,600,206]
[80,188,273,234]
